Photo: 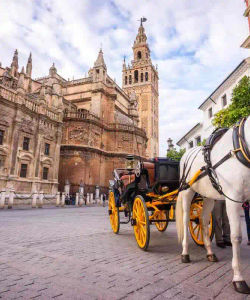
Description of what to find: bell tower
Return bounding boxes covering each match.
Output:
[122,18,159,158]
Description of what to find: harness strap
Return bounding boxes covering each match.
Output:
[238,118,250,164]
[196,151,232,181]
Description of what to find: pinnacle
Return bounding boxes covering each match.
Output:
[94,48,107,69]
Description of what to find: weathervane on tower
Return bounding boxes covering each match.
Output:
[139,17,147,26]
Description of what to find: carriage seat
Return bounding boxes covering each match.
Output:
[143,162,155,187]
[120,174,136,188]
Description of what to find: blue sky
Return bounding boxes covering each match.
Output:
[0,0,248,155]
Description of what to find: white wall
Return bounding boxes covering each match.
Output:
[178,58,249,150]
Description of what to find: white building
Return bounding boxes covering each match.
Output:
[177,57,250,150]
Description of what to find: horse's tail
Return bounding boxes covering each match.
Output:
[176,192,184,243]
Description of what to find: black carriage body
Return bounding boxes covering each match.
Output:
[114,157,179,206]
[152,157,179,192]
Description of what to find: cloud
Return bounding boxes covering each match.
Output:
[0,0,248,156]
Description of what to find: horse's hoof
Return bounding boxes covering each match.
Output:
[233,281,250,294]
[181,254,191,263]
[207,254,218,262]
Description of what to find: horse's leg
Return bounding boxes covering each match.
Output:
[181,189,194,263]
[202,198,218,262]
[226,199,250,294]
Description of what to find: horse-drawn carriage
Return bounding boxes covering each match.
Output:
[108,156,214,250]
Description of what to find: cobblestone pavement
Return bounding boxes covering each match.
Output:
[0,207,249,300]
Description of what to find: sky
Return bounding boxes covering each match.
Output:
[0,0,249,156]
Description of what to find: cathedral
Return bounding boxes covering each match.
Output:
[0,22,159,196]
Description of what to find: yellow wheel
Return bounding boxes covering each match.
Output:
[133,196,150,250]
[189,201,214,246]
[108,191,120,234]
[155,210,168,232]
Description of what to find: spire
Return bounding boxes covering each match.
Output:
[49,62,57,77]
[26,52,32,77]
[94,49,106,70]
[10,49,18,77]
[134,20,147,45]
[123,56,126,70]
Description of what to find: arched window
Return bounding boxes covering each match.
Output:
[125,76,127,85]
[137,51,142,60]
[145,72,148,81]
[134,70,138,83]
[129,75,132,84]
[140,73,143,82]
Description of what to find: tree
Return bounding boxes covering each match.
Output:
[212,76,250,128]
[166,148,186,161]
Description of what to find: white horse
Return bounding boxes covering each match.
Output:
[176,116,250,294]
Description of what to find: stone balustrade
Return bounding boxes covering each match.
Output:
[0,85,62,123]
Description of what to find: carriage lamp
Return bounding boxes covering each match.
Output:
[161,186,169,193]
[126,155,134,171]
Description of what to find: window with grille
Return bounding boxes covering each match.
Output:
[196,136,201,145]
[208,107,213,118]
[0,130,4,145]
[145,72,148,81]
[43,167,49,180]
[222,94,227,107]
[20,164,28,178]
[45,143,50,155]
[23,137,30,151]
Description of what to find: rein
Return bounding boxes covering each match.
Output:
[180,117,250,203]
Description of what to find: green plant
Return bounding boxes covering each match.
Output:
[166,148,186,161]
[212,76,250,128]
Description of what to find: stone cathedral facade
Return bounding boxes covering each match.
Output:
[0,23,159,196]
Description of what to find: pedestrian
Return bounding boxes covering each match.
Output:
[213,200,231,248]
[242,201,250,245]
[103,194,106,207]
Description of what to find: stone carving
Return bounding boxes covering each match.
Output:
[20,118,34,134]
[69,128,89,143]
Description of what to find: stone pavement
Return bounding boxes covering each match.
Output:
[0,207,249,300]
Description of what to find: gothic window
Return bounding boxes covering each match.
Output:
[145,72,148,81]
[23,137,30,151]
[44,143,50,155]
[189,141,194,148]
[134,70,138,83]
[96,69,99,74]
[0,130,4,145]
[125,76,127,85]
[137,51,142,59]
[129,75,132,84]
[140,73,144,82]
[20,164,28,178]
[43,167,49,180]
